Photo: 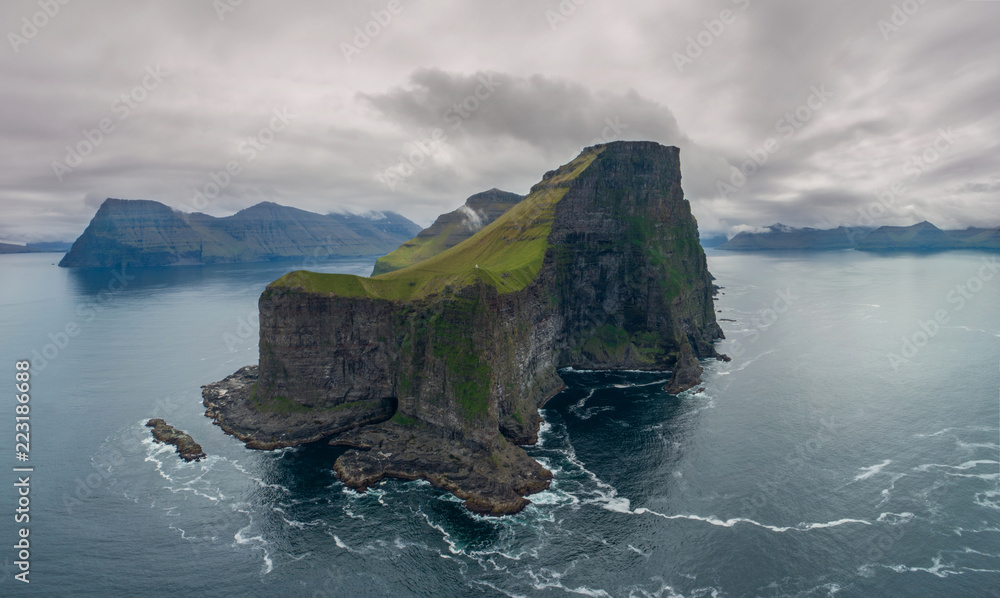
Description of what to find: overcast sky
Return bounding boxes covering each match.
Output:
[2,0,998,243]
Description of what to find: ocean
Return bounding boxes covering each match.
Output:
[0,249,997,597]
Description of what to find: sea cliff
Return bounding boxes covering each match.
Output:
[204,141,724,514]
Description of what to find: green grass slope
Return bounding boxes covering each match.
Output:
[270,148,603,302]
[372,189,524,276]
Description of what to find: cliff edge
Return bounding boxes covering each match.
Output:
[204,141,724,515]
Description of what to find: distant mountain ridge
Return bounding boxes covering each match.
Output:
[59,198,421,268]
[0,241,73,254]
[718,221,1000,252]
[372,188,524,275]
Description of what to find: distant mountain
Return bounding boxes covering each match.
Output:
[372,188,524,275]
[0,243,34,254]
[720,224,870,250]
[27,241,73,253]
[698,234,729,248]
[856,221,1000,251]
[0,241,73,254]
[59,199,422,268]
[719,222,999,252]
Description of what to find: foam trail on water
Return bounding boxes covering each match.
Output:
[231,505,274,574]
[854,459,893,481]
[632,508,871,533]
[915,460,999,472]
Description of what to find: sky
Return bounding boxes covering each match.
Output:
[1,0,998,243]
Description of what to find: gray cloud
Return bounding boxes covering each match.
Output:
[0,0,997,243]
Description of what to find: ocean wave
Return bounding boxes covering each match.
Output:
[875,472,907,508]
[915,425,999,439]
[631,508,871,533]
[716,349,777,376]
[974,490,1000,511]
[876,512,914,525]
[524,565,613,598]
[864,555,960,578]
[853,459,892,482]
[914,460,999,472]
[233,507,273,575]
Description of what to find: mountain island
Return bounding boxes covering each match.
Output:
[59,199,420,268]
[204,141,725,515]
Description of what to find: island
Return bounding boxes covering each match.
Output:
[717,221,999,251]
[146,419,207,462]
[203,141,725,515]
[0,241,73,254]
[59,199,421,268]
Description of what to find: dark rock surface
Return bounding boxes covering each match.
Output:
[146,418,206,462]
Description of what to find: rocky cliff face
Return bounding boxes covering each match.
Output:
[372,188,524,275]
[59,199,421,268]
[204,141,724,515]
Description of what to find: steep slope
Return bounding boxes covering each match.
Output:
[59,199,421,267]
[203,141,724,515]
[372,189,524,275]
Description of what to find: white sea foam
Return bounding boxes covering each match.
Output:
[716,349,777,376]
[469,580,529,598]
[524,566,613,598]
[332,534,352,551]
[915,425,999,439]
[915,460,998,472]
[632,508,871,533]
[234,524,273,574]
[853,459,892,481]
[536,419,553,447]
[974,490,1000,511]
[876,512,914,525]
